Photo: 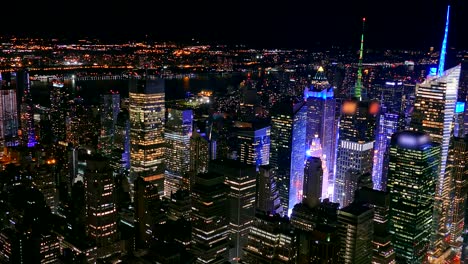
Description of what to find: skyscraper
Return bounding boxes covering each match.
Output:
[410,64,461,256]
[49,79,68,143]
[270,98,307,215]
[189,131,211,175]
[334,99,378,207]
[387,131,440,263]
[242,212,296,264]
[191,172,229,264]
[372,112,399,191]
[236,122,270,167]
[111,109,130,176]
[448,135,467,248]
[255,165,282,216]
[98,91,120,157]
[304,77,336,194]
[302,156,323,208]
[16,69,36,148]
[354,187,395,264]
[84,155,120,259]
[210,160,256,262]
[337,202,374,264]
[129,77,165,197]
[0,73,19,153]
[164,108,192,196]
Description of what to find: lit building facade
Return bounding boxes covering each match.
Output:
[355,187,395,264]
[372,112,399,191]
[0,74,19,153]
[190,131,211,175]
[129,77,165,197]
[448,135,467,247]
[49,80,68,143]
[410,65,461,255]
[334,99,378,208]
[387,131,440,263]
[270,99,306,216]
[304,81,336,196]
[255,165,282,216]
[337,202,374,264]
[84,155,120,259]
[191,172,229,264]
[16,69,36,148]
[164,108,193,196]
[99,91,120,157]
[111,109,130,176]
[242,213,296,263]
[210,160,256,262]
[236,123,270,167]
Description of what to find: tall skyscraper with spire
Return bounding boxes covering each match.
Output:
[333,18,380,207]
[409,5,462,259]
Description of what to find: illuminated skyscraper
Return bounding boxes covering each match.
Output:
[129,77,165,197]
[98,91,120,157]
[210,160,256,262]
[189,131,212,175]
[0,73,19,153]
[236,122,270,167]
[270,98,307,216]
[337,202,374,264]
[134,176,160,249]
[242,213,296,264]
[333,99,378,208]
[448,135,467,248]
[304,77,336,194]
[256,165,283,216]
[387,131,440,263]
[372,112,399,191]
[16,69,36,148]
[410,64,461,256]
[354,187,395,264]
[49,79,68,143]
[164,108,192,196]
[111,109,130,175]
[84,155,120,259]
[191,172,229,264]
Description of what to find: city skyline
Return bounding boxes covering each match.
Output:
[2,0,468,49]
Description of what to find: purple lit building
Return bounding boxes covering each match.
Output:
[304,81,336,199]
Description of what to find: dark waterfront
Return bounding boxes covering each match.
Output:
[31,72,247,106]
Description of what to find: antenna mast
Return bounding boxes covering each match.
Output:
[354,17,366,100]
[438,5,450,76]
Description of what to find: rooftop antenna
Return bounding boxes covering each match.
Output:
[354,17,366,101]
[438,5,450,76]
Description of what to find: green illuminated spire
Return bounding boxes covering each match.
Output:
[355,17,366,101]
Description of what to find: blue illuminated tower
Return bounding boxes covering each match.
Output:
[270,98,307,216]
[372,111,400,191]
[304,67,336,198]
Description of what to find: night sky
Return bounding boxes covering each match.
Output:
[2,0,467,49]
